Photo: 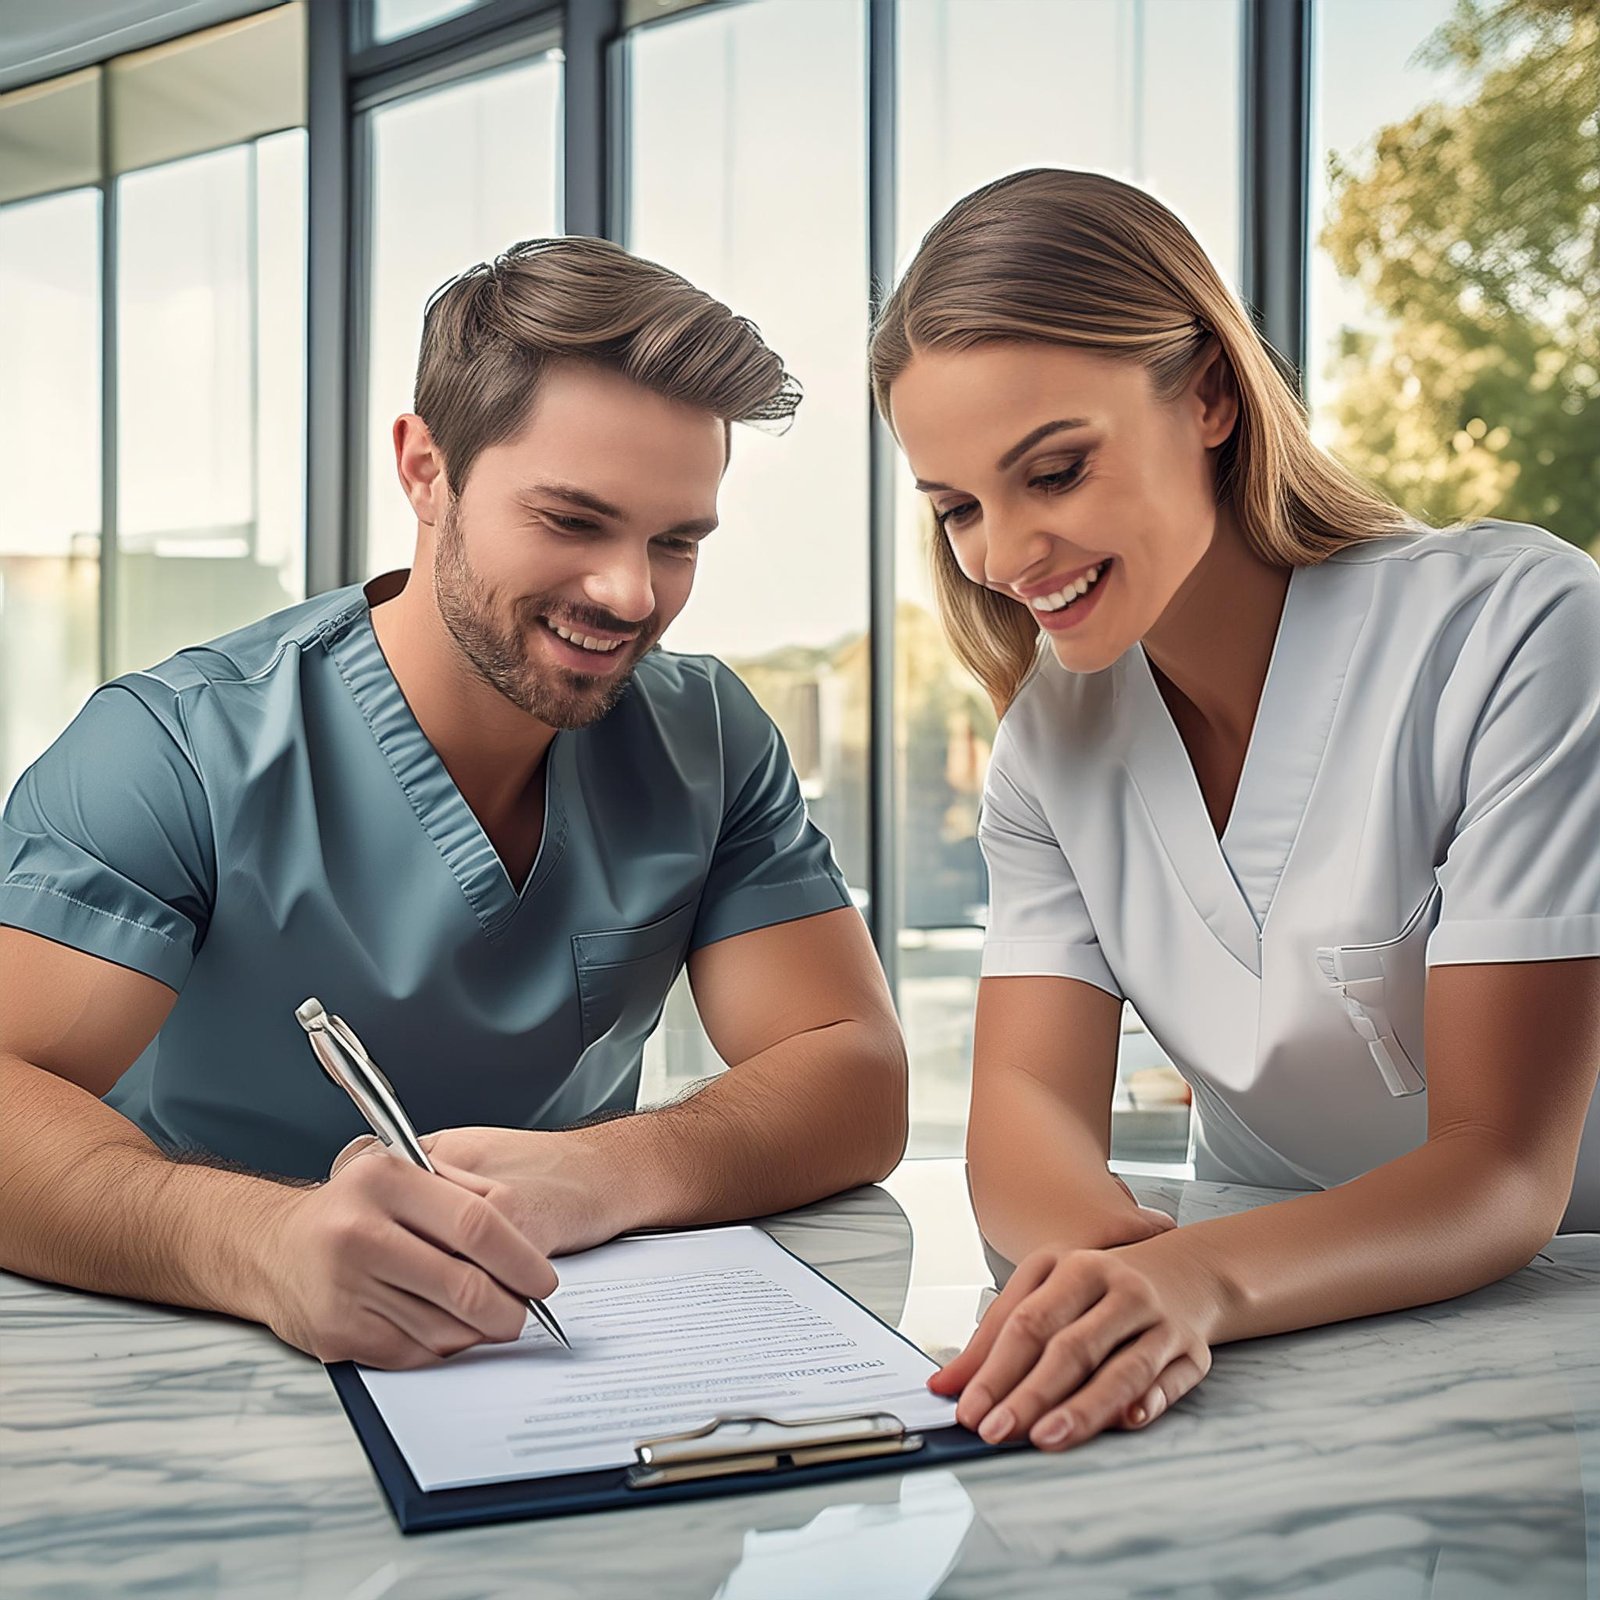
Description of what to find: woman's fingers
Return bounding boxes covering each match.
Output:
[953,1262,1112,1436]
[929,1252,1055,1396]
[978,1291,1159,1442]
[1030,1329,1207,1449]
[1122,1352,1207,1430]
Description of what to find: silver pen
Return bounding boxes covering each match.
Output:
[295,996,571,1351]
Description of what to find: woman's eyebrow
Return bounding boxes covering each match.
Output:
[915,417,1093,492]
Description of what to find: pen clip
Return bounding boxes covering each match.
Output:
[296,997,432,1169]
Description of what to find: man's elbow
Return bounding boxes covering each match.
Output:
[853,1024,908,1184]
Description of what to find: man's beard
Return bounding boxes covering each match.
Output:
[432,499,652,730]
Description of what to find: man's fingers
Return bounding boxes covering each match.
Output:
[364,1281,495,1364]
[365,1157,560,1303]
[368,1219,531,1343]
[329,1133,379,1179]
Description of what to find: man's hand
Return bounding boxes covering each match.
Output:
[332,1125,622,1259]
[258,1140,558,1369]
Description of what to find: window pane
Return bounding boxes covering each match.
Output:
[363,55,562,576]
[1310,0,1598,557]
[371,0,489,44]
[0,189,101,798]
[894,0,1239,1159]
[626,0,869,1106]
[115,132,307,674]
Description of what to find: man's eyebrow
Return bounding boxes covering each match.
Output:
[518,482,624,519]
[517,481,717,537]
[913,417,1093,493]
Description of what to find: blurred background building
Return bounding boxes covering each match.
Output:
[2,0,1595,1168]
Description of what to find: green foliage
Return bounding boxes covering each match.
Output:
[1319,0,1599,552]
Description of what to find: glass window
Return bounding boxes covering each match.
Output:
[114,130,308,674]
[371,0,490,45]
[894,0,1242,1160]
[625,0,870,1106]
[0,188,101,797]
[1310,0,1598,559]
[1,5,309,792]
[363,55,563,576]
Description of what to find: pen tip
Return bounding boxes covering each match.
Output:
[295,997,326,1030]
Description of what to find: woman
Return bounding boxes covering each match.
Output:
[870,169,1599,1455]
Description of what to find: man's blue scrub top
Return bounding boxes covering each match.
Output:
[0,581,852,1181]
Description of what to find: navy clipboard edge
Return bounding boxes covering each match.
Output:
[325,1226,1008,1534]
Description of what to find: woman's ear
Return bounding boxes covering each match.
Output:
[1192,343,1240,450]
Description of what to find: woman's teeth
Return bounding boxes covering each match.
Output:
[1030,563,1108,613]
[550,622,624,653]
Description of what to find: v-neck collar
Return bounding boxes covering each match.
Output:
[329,604,568,939]
[1122,559,1366,973]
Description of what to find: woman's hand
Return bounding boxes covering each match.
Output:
[932,1241,1219,1451]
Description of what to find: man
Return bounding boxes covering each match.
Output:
[0,238,906,1370]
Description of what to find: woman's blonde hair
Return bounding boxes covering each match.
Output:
[869,168,1415,712]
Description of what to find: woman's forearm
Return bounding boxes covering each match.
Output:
[1125,1130,1560,1345]
[968,1061,1163,1261]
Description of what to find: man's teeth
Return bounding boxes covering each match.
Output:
[550,622,624,653]
[1030,563,1108,613]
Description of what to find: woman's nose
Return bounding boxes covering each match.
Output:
[981,507,1055,593]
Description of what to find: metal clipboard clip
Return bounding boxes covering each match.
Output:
[627,1411,924,1489]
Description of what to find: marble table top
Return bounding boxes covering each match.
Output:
[2,1160,1596,1598]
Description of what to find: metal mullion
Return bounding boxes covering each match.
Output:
[306,0,351,592]
[246,139,261,564]
[603,25,631,243]
[348,0,563,82]
[866,0,898,998]
[96,67,117,682]
[1241,0,1312,389]
[350,9,562,111]
[562,0,624,239]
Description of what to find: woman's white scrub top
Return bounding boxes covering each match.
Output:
[0,579,850,1181]
[979,521,1600,1230]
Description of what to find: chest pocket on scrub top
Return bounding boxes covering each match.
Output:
[571,900,700,1077]
[1314,885,1441,1097]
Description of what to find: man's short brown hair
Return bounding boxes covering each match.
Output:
[413,236,801,493]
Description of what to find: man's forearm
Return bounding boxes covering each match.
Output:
[1126,1131,1559,1345]
[571,1018,907,1232]
[967,1061,1158,1260]
[0,1055,285,1320]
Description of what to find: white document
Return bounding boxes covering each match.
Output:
[355,1225,958,1492]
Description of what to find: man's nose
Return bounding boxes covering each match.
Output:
[583,546,655,625]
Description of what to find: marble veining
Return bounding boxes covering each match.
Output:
[1,1165,1595,1599]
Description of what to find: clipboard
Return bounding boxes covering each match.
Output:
[324,1234,1007,1534]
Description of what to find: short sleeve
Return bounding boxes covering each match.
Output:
[688,661,853,951]
[978,725,1123,997]
[0,683,216,990]
[1428,551,1600,966]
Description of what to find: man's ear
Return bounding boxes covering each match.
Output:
[1193,344,1240,451]
[393,413,452,526]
